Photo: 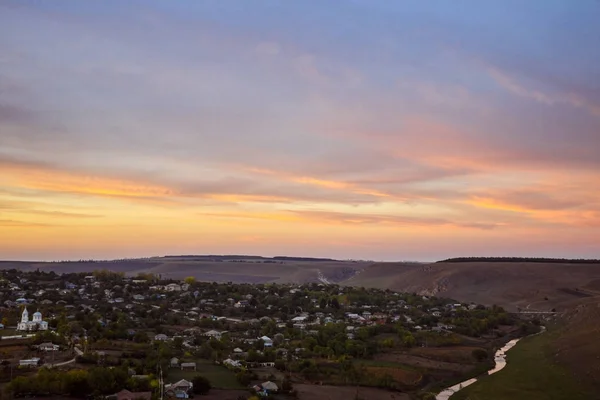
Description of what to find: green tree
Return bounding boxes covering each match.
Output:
[64,370,91,397]
[472,348,488,362]
[191,375,211,395]
[184,276,196,285]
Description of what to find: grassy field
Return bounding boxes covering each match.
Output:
[355,359,421,371]
[167,360,243,390]
[0,328,19,337]
[450,330,595,400]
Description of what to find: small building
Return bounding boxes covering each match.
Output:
[19,358,40,367]
[155,334,169,341]
[164,379,193,399]
[260,336,273,347]
[170,357,179,367]
[38,342,60,351]
[180,362,196,371]
[261,381,279,392]
[165,284,182,292]
[223,358,242,368]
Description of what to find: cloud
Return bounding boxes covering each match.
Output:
[17,210,104,218]
[289,210,500,230]
[0,219,55,227]
[487,67,600,117]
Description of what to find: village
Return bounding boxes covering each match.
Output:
[0,268,540,400]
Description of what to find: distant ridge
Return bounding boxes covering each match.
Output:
[438,257,600,264]
[161,255,338,262]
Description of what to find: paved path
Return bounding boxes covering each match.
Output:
[46,346,83,368]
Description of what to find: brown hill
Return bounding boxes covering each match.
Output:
[342,261,600,311]
[552,297,600,389]
[0,259,369,284]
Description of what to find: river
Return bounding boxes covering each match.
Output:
[435,326,546,400]
[435,338,522,400]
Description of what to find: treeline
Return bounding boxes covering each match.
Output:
[438,257,600,264]
[7,367,151,398]
[273,256,336,262]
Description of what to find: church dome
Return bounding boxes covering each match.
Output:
[33,311,42,316]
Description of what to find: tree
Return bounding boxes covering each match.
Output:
[184,276,196,285]
[191,375,211,395]
[472,348,488,362]
[64,370,91,397]
[281,377,293,393]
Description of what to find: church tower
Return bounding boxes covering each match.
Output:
[21,307,29,323]
[33,311,42,322]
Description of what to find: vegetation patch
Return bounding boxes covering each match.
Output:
[450,330,595,400]
[167,360,243,390]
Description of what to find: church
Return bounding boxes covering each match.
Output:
[17,307,48,331]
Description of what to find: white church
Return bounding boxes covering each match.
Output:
[17,307,48,331]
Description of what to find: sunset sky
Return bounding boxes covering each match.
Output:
[1,0,599,261]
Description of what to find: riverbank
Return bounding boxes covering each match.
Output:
[435,337,521,400]
[448,327,593,400]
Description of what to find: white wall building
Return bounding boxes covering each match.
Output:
[17,308,48,331]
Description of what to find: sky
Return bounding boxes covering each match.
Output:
[1,0,599,262]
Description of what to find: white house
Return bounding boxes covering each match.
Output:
[165,284,182,292]
[260,336,273,347]
[38,342,60,351]
[19,358,40,367]
[17,308,48,331]
[223,358,242,368]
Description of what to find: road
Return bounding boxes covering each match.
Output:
[46,346,83,368]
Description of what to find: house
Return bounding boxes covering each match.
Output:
[164,379,193,399]
[165,284,182,292]
[261,381,278,392]
[170,357,179,368]
[19,358,40,367]
[154,334,169,341]
[260,336,273,347]
[109,389,152,400]
[180,362,196,371]
[223,358,242,368]
[133,294,145,301]
[204,330,224,339]
[233,347,243,353]
[38,342,60,351]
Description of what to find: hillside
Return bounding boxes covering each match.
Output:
[0,258,369,284]
[342,261,600,311]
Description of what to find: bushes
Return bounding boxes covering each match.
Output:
[6,366,132,397]
[472,348,488,362]
[191,375,211,395]
[236,370,256,386]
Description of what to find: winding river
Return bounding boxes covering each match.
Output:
[435,327,546,400]
[435,338,522,400]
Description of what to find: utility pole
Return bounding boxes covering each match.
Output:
[159,365,164,400]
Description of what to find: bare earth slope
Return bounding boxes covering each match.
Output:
[0,259,370,284]
[343,261,600,311]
